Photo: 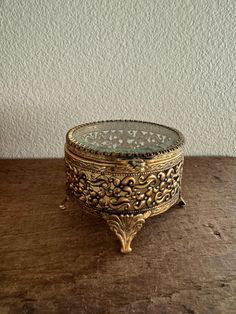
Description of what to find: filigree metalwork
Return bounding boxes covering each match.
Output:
[103,211,151,253]
[66,119,184,158]
[62,120,185,253]
[76,128,171,153]
[65,159,184,213]
[65,145,183,173]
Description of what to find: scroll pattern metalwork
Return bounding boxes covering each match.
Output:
[65,159,183,213]
[81,128,172,152]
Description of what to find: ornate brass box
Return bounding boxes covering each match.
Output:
[61,120,185,253]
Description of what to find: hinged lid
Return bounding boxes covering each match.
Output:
[66,120,184,159]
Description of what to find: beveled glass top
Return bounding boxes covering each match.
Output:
[67,120,184,156]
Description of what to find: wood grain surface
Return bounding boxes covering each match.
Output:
[0,157,235,314]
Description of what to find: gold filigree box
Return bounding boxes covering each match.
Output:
[61,120,185,253]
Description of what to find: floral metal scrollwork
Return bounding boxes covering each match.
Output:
[65,159,183,213]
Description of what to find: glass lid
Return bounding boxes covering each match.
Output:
[67,120,184,156]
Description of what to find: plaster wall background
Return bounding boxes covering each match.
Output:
[1,0,235,157]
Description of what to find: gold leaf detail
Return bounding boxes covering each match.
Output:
[104,212,151,253]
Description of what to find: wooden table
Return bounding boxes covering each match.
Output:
[0,158,235,314]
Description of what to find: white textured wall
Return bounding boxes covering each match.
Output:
[1,0,235,158]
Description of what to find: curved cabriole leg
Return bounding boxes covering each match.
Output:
[177,187,186,207]
[177,196,186,207]
[59,194,70,210]
[103,212,151,254]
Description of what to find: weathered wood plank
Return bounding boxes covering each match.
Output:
[0,157,235,314]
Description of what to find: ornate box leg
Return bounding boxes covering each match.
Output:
[177,188,186,207]
[103,211,151,253]
[177,196,186,207]
[59,195,70,210]
[63,120,186,253]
